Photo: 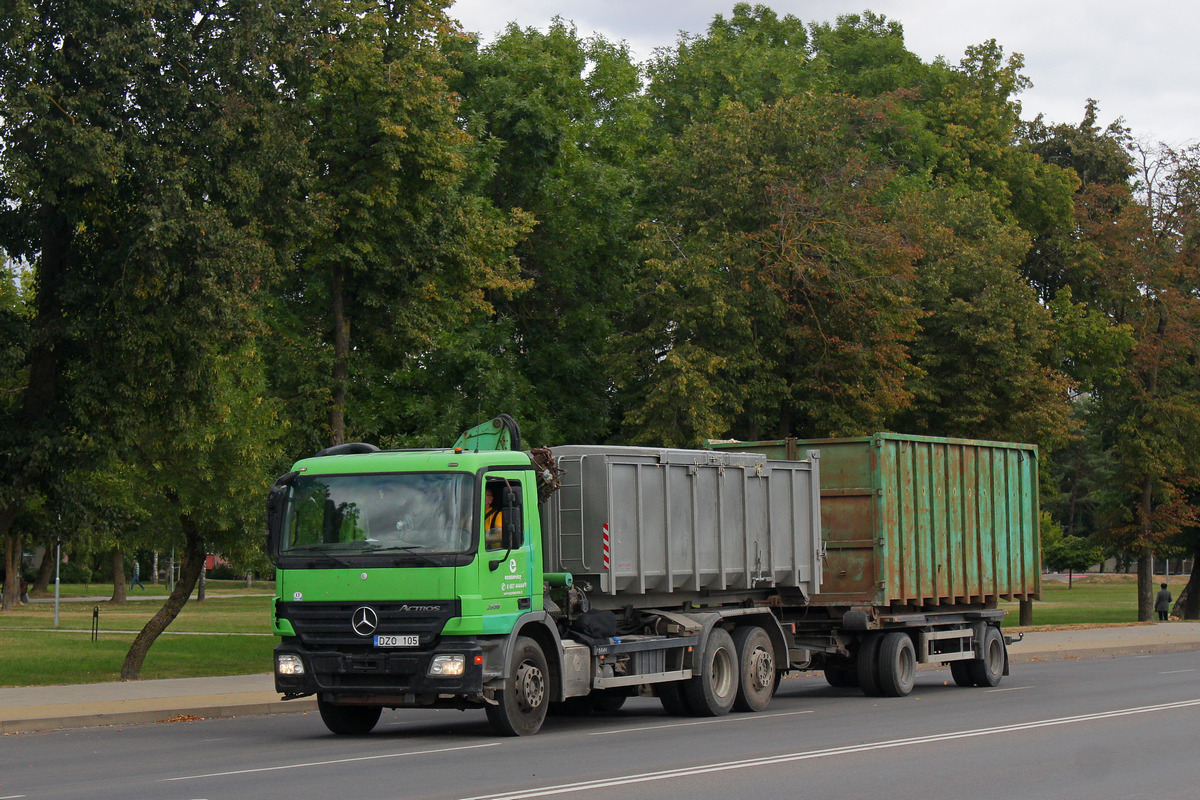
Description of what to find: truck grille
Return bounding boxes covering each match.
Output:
[278,600,460,647]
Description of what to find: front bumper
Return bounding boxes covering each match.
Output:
[274,638,485,704]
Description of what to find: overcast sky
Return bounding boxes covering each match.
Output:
[448,0,1199,148]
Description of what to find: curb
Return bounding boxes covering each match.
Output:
[1,696,317,735]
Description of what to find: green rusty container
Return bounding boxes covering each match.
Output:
[706,433,1040,607]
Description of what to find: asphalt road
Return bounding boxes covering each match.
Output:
[4,651,1198,800]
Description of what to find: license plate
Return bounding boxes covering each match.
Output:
[374,634,419,647]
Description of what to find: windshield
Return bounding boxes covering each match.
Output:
[281,472,473,556]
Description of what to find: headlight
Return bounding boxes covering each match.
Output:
[277,653,306,675]
[428,654,465,676]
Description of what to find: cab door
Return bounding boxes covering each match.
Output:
[478,471,538,632]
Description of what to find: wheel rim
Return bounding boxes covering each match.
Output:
[516,660,546,711]
[985,636,1003,674]
[749,646,774,691]
[898,643,915,685]
[711,647,735,697]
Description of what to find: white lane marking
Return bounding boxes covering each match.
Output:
[984,686,1033,693]
[0,794,28,799]
[456,698,1200,800]
[1161,669,1197,674]
[590,710,814,736]
[164,742,499,781]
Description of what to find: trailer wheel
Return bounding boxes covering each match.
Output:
[856,632,884,697]
[877,632,916,697]
[732,626,775,712]
[684,627,738,716]
[486,636,550,736]
[967,626,1005,687]
[317,697,382,735]
[823,663,859,688]
[658,681,692,716]
[950,660,975,687]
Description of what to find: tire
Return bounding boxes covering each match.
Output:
[486,636,550,736]
[548,696,592,716]
[877,632,916,697]
[731,626,776,712]
[317,697,382,735]
[856,632,884,697]
[658,680,692,716]
[950,660,975,687]
[823,663,860,688]
[684,627,739,716]
[590,690,628,714]
[967,626,1005,688]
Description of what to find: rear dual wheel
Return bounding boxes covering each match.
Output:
[683,627,739,716]
[732,626,776,712]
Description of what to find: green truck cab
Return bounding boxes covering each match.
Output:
[268,423,555,734]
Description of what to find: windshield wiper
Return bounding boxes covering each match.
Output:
[286,546,353,567]
[362,543,446,565]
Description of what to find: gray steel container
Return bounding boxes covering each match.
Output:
[540,446,822,603]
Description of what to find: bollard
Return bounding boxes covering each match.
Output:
[92,605,99,642]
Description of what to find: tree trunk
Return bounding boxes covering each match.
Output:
[1136,474,1155,622]
[152,551,159,585]
[1174,551,1200,620]
[33,540,56,593]
[330,266,350,446]
[198,556,207,601]
[110,549,127,605]
[2,528,18,611]
[1019,598,1034,626]
[121,515,206,680]
[1137,552,1154,622]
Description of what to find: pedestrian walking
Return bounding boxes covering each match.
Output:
[1155,582,1172,621]
[130,559,144,590]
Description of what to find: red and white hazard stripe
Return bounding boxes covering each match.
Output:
[602,523,610,570]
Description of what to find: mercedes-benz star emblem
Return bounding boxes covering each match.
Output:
[351,606,378,636]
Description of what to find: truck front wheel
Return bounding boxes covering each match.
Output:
[317,697,382,735]
[732,626,775,712]
[684,627,738,716]
[486,636,550,736]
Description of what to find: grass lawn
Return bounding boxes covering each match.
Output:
[1001,573,1175,628]
[0,582,276,687]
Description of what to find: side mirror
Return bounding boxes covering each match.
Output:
[501,506,524,550]
[501,487,524,549]
[265,472,298,562]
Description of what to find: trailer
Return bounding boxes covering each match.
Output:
[707,433,1040,692]
[268,419,1038,736]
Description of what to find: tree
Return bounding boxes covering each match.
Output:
[892,186,1073,447]
[1042,521,1103,589]
[451,20,649,444]
[278,0,528,451]
[1,0,313,665]
[1087,142,1200,621]
[645,3,811,137]
[621,94,926,445]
